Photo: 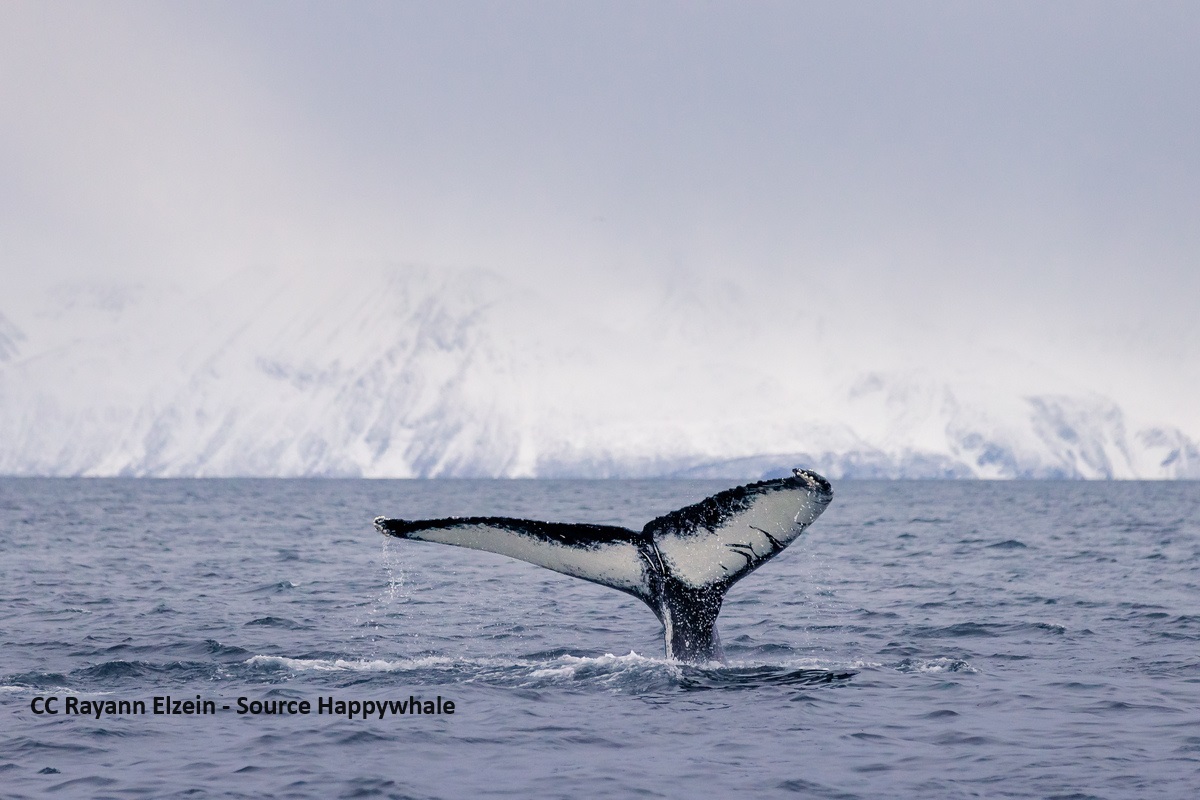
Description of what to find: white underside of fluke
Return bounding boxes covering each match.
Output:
[411,524,647,595]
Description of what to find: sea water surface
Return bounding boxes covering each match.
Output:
[1,479,1197,798]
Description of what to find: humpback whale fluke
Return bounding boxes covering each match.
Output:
[373,468,833,663]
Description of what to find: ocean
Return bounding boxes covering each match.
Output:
[1,478,1197,798]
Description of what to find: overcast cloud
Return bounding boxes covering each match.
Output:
[2,1,1198,429]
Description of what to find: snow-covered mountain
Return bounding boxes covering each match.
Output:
[1,265,1196,478]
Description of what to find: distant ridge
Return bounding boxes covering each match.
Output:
[1,266,1197,479]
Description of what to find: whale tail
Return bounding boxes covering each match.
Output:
[374,468,833,662]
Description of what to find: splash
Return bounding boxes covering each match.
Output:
[894,657,979,674]
[350,537,411,659]
[244,651,856,693]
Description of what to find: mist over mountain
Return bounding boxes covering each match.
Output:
[1,265,1195,479]
[3,5,1198,479]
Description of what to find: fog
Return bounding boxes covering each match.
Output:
[3,1,1197,435]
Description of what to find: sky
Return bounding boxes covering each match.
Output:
[2,1,1198,429]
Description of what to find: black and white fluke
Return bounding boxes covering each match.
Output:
[374,468,833,663]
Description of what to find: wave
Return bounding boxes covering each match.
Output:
[245,651,858,693]
[894,657,979,674]
[3,653,969,697]
[246,655,466,673]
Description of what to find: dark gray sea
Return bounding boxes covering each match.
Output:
[1,479,1197,798]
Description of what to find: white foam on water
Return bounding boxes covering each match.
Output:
[527,651,673,680]
[245,654,517,673]
[896,657,979,674]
